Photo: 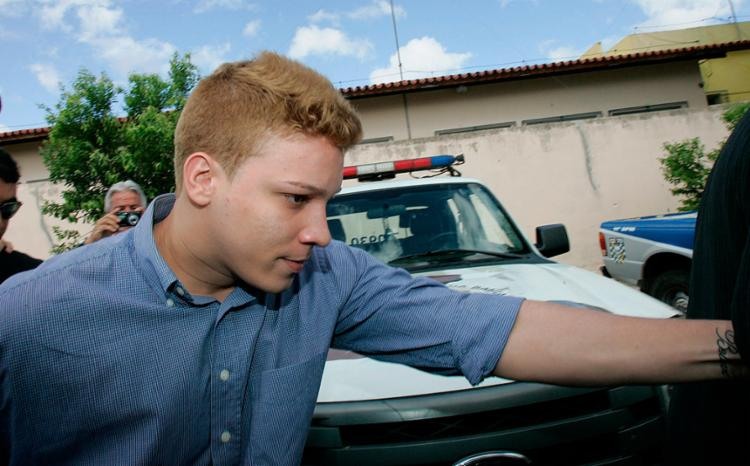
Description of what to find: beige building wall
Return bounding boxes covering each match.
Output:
[592,21,750,104]
[353,62,707,141]
[5,141,90,260]
[346,106,730,271]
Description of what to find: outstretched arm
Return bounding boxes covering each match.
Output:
[494,300,746,386]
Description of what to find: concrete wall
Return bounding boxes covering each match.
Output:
[346,106,729,271]
[5,106,731,271]
[6,141,90,259]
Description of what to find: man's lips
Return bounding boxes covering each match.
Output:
[283,257,307,273]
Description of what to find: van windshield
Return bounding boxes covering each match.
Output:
[326,182,529,266]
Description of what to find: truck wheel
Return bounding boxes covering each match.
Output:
[648,269,689,313]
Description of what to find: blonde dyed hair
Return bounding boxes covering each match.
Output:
[173,51,363,191]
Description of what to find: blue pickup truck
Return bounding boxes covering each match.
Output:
[599,211,696,313]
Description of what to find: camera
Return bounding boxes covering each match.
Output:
[117,211,142,227]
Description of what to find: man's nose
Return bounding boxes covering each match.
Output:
[299,209,332,247]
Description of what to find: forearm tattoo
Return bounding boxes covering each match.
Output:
[716,327,740,378]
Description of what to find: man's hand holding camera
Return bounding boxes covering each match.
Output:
[84,209,143,245]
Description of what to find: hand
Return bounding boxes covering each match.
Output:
[0,239,13,253]
[83,213,121,245]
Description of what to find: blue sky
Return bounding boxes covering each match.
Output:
[1,0,748,131]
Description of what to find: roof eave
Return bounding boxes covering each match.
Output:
[0,127,50,145]
[341,40,750,99]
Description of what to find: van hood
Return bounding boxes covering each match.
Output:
[318,262,678,403]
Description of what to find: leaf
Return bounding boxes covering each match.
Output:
[660,104,750,211]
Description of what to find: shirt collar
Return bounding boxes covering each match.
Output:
[133,194,182,297]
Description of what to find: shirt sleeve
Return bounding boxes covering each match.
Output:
[327,244,523,385]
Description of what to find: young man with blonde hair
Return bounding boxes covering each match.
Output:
[0,52,746,465]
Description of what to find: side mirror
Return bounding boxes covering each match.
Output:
[535,223,570,258]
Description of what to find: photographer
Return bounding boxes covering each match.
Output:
[83,180,147,245]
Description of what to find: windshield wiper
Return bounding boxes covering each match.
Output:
[389,248,526,266]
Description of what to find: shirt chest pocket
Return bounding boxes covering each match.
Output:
[247,351,328,464]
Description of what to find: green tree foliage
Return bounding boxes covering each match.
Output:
[722,102,750,130]
[660,103,750,212]
[41,53,199,252]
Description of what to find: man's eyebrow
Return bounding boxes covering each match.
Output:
[284,181,334,196]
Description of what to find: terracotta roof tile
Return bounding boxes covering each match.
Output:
[341,40,750,98]
[0,126,50,144]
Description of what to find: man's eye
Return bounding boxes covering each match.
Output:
[286,194,308,205]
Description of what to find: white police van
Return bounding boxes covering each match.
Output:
[304,155,679,466]
[599,212,696,313]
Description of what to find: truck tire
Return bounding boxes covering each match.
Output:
[648,269,689,313]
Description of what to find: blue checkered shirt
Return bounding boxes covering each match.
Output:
[0,194,522,465]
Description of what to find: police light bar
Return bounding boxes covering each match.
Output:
[342,154,464,180]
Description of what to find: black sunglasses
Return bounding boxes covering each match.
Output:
[0,199,22,220]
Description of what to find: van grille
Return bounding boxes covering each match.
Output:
[304,384,666,466]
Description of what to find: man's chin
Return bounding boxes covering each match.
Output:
[248,275,296,295]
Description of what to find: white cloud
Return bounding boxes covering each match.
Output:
[538,39,584,61]
[369,36,472,84]
[242,19,260,37]
[191,43,232,74]
[0,124,10,133]
[631,0,739,30]
[91,36,177,76]
[288,25,373,60]
[76,3,123,41]
[0,0,27,17]
[308,2,404,24]
[546,45,583,61]
[37,0,111,31]
[34,0,178,78]
[37,0,73,30]
[29,63,62,93]
[194,0,256,13]
[309,9,340,24]
[348,0,405,20]
[498,0,539,8]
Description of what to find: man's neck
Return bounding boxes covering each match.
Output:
[153,200,235,302]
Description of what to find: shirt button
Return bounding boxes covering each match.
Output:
[220,369,230,381]
[175,287,185,296]
[166,298,175,307]
[221,431,231,443]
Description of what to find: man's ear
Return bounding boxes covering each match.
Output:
[182,152,222,207]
